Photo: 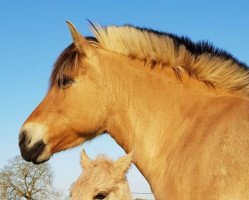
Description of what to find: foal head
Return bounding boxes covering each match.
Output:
[71,151,133,200]
[19,22,111,163]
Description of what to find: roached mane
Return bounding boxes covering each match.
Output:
[90,24,249,96]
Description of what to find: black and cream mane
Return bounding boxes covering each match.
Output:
[52,24,249,96]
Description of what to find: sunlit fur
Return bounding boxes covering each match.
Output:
[71,151,132,200]
[20,23,249,199]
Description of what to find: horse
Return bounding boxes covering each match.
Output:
[19,21,249,199]
[70,150,133,200]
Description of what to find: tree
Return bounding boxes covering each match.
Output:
[0,155,61,200]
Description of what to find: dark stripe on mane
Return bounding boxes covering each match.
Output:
[125,25,248,70]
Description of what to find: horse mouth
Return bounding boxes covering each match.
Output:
[19,137,49,164]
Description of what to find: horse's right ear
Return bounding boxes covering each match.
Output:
[81,150,92,169]
[66,21,92,54]
[114,151,133,175]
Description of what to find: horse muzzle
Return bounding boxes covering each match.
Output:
[18,123,50,164]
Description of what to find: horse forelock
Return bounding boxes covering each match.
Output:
[50,43,84,88]
[49,36,100,88]
[93,155,114,166]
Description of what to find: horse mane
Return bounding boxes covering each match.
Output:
[91,24,249,96]
[51,24,249,96]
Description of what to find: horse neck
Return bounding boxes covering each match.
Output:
[103,51,221,196]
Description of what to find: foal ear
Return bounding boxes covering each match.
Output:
[114,152,133,175]
[80,150,92,169]
[66,21,91,53]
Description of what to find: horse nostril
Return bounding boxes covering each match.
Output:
[19,130,27,146]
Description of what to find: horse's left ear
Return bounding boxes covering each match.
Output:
[66,21,93,55]
[80,150,92,170]
[114,151,133,175]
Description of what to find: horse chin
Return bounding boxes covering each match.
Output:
[32,156,50,164]
[31,148,51,164]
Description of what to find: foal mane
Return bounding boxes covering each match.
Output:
[51,24,249,96]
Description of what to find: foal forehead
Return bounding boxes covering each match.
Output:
[77,164,118,186]
[73,167,117,193]
[86,164,114,179]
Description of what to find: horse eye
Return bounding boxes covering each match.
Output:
[57,76,74,88]
[93,192,107,199]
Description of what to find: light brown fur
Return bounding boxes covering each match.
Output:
[19,22,249,199]
[71,151,133,200]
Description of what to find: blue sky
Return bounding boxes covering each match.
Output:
[0,0,248,199]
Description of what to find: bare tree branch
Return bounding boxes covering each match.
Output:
[0,156,62,200]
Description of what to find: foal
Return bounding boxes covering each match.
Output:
[71,151,133,200]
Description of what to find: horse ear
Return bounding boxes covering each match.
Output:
[114,151,133,175]
[80,150,92,169]
[66,21,89,53]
